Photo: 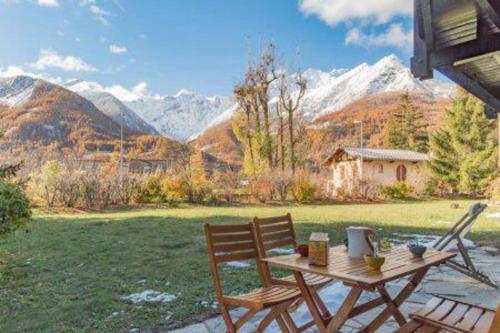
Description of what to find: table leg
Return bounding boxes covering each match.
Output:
[325,287,362,333]
[293,271,327,333]
[359,268,429,333]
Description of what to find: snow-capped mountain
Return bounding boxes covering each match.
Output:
[124,90,234,141]
[191,54,452,139]
[0,76,37,107]
[295,54,452,120]
[1,54,453,143]
[65,79,159,136]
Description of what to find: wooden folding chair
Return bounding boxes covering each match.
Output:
[253,213,333,331]
[204,222,301,333]
[394,296,499,333]
[432,203,496,288]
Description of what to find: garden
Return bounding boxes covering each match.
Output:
[1,200,499,332]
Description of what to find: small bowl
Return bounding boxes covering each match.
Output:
[408,244,427,258]
[296,244,309,257]
[364,255,385,270]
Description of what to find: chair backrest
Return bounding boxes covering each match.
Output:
[433,203,487,251]
[204,223,261,299]
[488,305,500,333]
[253,213,297,257]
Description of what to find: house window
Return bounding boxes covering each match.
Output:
[377,164,384,174]
[396,165,407,181]
[339,165,345,179]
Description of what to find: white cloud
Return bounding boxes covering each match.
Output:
[0,65,63,84]
[0,66,37,78]
[105,81,149,102]
[299,0,412,26]
[78,0,95,5]
[299,0,413,50]
[37,0,59,7]
[109,44,128,54]
[31,49,97,72]
[89,5,110,25]
[345,23,412,50]
[90,4,109,16]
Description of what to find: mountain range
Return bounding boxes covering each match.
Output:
[0,76,137,149]
[0,54,454,147]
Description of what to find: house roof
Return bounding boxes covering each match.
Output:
[324,147,429,165]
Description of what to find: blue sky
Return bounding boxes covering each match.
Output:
[0,0,414,98]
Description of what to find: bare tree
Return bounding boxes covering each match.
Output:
[254,44,278,170]
[279,72,307,174]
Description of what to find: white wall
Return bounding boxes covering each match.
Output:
[328,159,429,197]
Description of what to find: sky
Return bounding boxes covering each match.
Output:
[0,0,414,98]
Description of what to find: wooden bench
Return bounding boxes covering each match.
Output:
[395,296,500,333]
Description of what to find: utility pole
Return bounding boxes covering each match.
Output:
[354,120,364,179]
[119,108,124,186]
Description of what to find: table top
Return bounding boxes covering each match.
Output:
[261,245,455,288]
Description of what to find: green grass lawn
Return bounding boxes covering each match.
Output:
[1,200,499,332]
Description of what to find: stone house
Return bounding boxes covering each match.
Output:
[323,147,430,197]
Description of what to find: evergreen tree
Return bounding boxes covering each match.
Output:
[428,89,497,196]
[427,129,460,191]
[384,92,428,152]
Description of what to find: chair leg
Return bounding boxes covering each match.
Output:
[234,308,259,330]
[257,303,294,333]
[276,315,291,333]
[281,310,300,333]
[220,304,237,333]
[312,286,331,318]
[257,306,282,332]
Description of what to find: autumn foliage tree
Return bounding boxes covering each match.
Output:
[232,43,307,178]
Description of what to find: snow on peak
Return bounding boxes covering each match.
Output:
[0,75,37,107]
[65,79,103,93]
[174,88,194,98]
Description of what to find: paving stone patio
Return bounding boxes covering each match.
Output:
[168,246,500,333]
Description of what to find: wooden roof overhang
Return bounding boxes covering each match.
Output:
[412,0,500,116]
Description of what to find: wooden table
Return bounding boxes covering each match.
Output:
[262,245,455,333]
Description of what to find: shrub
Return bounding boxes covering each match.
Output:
[380,182,414,199]
[249,175,274,203]
[161,175,184,204]
[79,173,101,208]
[212,169,241,203]
[58,168,82,207]
[292,172,318,203]
[187,181,212,204]
[117,174,140,205]
[0,178,31,235]
[32,161,63,207]
[135,173,165,203]
[270,171,293,201]
[486,177,500,201]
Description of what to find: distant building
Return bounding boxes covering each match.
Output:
[323,147,430,197]
[128,159,173,174]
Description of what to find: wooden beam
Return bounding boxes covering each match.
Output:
[474,0,500,28]
[431,32,500,67]
[412,0,434,79]
[437,64,500,111]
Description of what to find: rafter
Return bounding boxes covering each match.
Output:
[437,64,500,110]
[475,0,500,27]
